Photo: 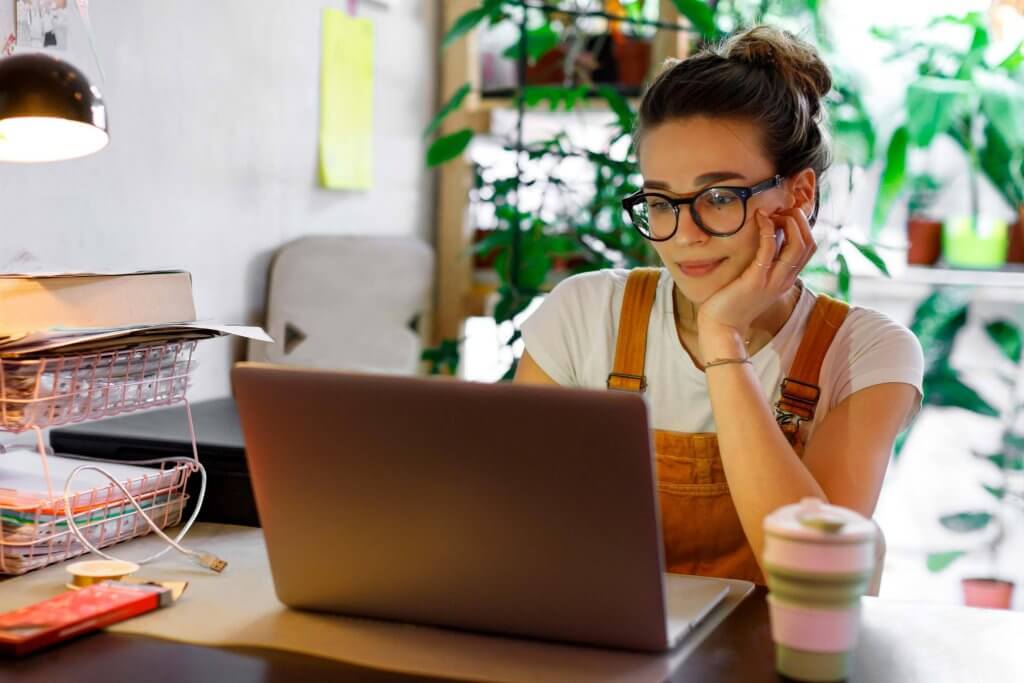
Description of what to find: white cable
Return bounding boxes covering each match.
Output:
[61,456,225,572]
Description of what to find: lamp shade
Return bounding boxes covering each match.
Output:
[0,53,109,162]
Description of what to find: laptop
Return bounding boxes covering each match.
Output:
[231,363,729,652]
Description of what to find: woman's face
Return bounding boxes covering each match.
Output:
[637,116,794,305]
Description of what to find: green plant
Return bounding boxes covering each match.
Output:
[901,288,1024,576]
[871,12,1024,239]
[423,1,889,377]
[907,173,942,219]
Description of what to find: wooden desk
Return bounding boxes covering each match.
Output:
[6,587,1022,682]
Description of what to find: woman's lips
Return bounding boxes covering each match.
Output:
[677,258,726,278]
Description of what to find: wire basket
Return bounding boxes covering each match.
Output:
[0,339,202,574]
[0,340,196,432]
[0,457,193,575]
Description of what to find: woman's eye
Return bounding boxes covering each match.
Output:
[646,199,672,213]
[705,191,737,207]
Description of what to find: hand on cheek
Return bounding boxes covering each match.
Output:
[695,206,816,358]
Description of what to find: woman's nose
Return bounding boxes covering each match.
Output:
[672,210,709,247]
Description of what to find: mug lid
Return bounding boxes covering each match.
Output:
[763,497,876,543]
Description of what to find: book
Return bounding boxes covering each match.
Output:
[0,271,196,336]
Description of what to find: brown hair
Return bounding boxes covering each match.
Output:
[636,25,832,186]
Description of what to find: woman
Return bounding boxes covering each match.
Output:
[515,26,924,585]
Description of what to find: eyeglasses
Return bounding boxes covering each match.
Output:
[621,175,783,240]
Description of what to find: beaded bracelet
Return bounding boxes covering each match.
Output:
[703,357,752,370]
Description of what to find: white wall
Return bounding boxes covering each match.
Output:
[0,0,438,401]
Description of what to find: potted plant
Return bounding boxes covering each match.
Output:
[871,12,1024,269]
[425,0,889,375]
[929,315,1023,608]
[906,174,943,265]
[902,288,1021,608]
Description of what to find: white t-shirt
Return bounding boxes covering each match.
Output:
[521,268,924,442]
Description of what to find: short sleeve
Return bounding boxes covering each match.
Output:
[520,272,611,387]
[827,308,925,431]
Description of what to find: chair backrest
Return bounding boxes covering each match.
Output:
[248,235,434,375]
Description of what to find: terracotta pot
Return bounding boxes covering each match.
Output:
[472,228,499,269]
[524,46,567,86]
[962,578,1015,609]
[612,37,652,87]
[1007,205,1024,263]
[907,218,943,265]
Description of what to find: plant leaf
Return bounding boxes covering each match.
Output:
[442,7,490,50]
[923,369,999,416]
[986,450,1024,471]
[984,319,1022,363]
[421,339,460,376]
[982,484,1006,500]
[926,550,966,572]
[871,126,909,237]
[906,76,967,147]
[423,83,471,139]
[997,40,1024,73]
[910,288,970,372]
[597,85,636,133]
[939,511,993,533]
[501,23,560,63]
[670,0,719,41]
[494,286,533,323]
[835,252,850,302]
[977,70,1024,150]
[427,129,474,167]
[846,239,891,277]
[978,123,1023,208]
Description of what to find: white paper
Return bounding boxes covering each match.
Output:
[0,450,184,507]
[0,321,272,355]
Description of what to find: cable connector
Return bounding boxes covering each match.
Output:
[196,551,227,573]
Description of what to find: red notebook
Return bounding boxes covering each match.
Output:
[0,581,171,656]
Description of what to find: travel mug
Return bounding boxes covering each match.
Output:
[763,497,876,682]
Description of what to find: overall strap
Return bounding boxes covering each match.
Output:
[775,293,850,445]
[607,268,662,392]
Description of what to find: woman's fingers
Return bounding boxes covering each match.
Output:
[771,209,815,281]
[753,210,781,282]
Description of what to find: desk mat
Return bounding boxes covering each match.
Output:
[0,524,755,682]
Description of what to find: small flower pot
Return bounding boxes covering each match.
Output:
[611,36,652,87]
[962,577,1015,609]
[942,215,1008,269]
[907,218,943,265]
[1007,206,1024,263]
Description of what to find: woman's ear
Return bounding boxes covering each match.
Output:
[788,169,817,217]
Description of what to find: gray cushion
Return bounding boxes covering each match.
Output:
[248,236,434,375]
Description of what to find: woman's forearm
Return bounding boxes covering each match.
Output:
[701,331,825,569]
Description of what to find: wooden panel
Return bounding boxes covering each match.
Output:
[433,0,488,345]
[649,0,686,82]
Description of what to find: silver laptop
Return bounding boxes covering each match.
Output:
[232,363,729,652]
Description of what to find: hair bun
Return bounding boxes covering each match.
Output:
[723,26,831,113]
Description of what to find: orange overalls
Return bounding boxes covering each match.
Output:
[606,268,850,584]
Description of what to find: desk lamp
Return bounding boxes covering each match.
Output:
[0,52,108,162]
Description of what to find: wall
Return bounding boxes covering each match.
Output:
[0,0,438,401]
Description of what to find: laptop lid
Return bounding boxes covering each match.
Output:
[232,363,672,651]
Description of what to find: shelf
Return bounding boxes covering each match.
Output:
[864,265,1024,288]
[841,265,1024,304]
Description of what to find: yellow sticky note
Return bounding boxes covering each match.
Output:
[319,8,374,190]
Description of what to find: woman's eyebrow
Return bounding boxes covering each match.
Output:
[644,171,748,192]
[694,171,747,185]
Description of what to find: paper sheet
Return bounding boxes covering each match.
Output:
[0,450,184,509]
[0,321,272,356]
[318,8,374,190]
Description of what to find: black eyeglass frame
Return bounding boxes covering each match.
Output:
[621,174,791,240]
